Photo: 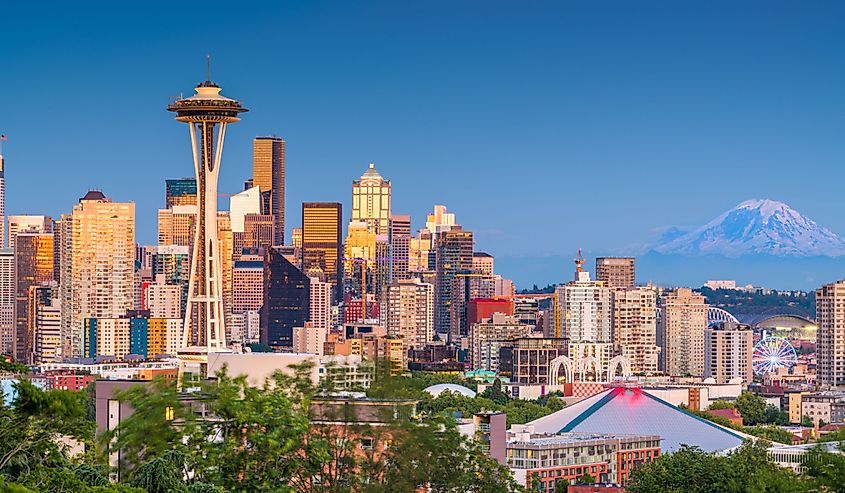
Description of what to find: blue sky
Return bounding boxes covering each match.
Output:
[2,1,844,287]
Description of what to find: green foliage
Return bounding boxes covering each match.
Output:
[576,472,595,484]
[800,415,813,428]
[0,360,28,374]
[764,404,789,426]
[735,392,766,426]
[698,287,814,317]
[707,400,735,410]
[479,378,508,405]
[744,425,794,445]
[74,463,110,487]
[0,380,92,483]
[627,442,809,493]
[100,378,186,474]
[100,365,522,492]
[518,284,556,294]
[129,449,190,493]
[803,445,845,491]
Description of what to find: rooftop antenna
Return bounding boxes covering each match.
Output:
[206,53,211,82]
[574,248,585,272]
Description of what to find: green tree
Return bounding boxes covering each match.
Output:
[708,400,735,410]
[0,380,92,482]
[576,472,595,484]
[764,404,788,425]
[800,415,813,427]
[627,442,808,493]
[735,392,766,426]
[483,379,509,405]
[554,478,569,492]
[804,445,845,491]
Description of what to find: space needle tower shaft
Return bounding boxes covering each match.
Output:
[167,70,247,352]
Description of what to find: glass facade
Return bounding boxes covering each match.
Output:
[262,248,310,349]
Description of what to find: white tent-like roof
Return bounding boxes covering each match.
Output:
[526,387,747,453]
[424,383,477,398]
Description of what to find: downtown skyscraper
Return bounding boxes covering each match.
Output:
[253,136,284,246]
[14,232,54,363]
[816,279,845,387]
[351,163,391,236]
[435,226,473,339]
[301,202,342,297]
[60,191,135,357]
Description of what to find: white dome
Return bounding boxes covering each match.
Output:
[424,383,476,398]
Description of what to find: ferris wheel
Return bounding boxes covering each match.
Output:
[752,334,798,376]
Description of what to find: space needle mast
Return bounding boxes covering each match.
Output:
[167,60,247,353]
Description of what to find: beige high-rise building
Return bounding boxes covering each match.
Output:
[611,286,660,374]
[217,211,233,320]
[595,257,636,289]
[157,205,196,248]
[60,191,135,357]
[293,322,326,356]
[252,137,285,246]
[472,252,494,275]
[386,279,434,350]
[232,256,264,314]
[469,313,533,371]
[291,228,302,249]
[33,286,61,364]
[309,277,332,331]
[351,163,391,236]
[409,229,433,273]
[659,287,708,377]
[704,322,753,384]
[816,280,845,387]
[145,283,182,319]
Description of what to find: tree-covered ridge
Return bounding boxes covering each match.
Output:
[698,287,814,318]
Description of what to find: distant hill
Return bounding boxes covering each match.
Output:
[697,287,814,319]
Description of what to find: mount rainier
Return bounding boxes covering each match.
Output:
[647,199,845,258]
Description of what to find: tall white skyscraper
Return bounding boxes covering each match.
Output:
[308,276,331,331]
[555,267,612,343]
[229,186,262,236]
[0,249,14,355]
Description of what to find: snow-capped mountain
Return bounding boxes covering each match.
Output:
[648,199,845,258]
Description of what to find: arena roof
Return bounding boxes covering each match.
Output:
[524,387,747,453]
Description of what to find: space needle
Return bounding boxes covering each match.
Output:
[167,64,247,354]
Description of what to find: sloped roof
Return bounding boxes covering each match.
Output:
[361,163,383,180]
[526,387,746,453]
